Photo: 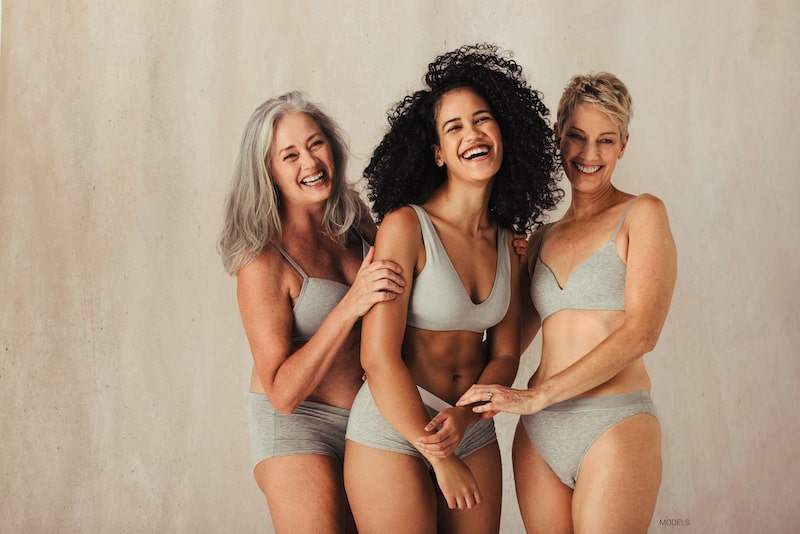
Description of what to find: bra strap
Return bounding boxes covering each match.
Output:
[536,223,554,260]
[271,242,308,278]
[354,230,371,258]
[611,198,636,242]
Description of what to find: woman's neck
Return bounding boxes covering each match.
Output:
[280,203,327,240]
[567,186,622,222]
[425,181,493,235]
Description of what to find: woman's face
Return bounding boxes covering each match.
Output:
[269,111,335,207]
[557,102,628,192]
[432,87,503,184]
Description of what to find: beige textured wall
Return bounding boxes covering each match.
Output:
[1,1,797,532]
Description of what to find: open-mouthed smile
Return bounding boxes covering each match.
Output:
[300,171,325,186]
[461,145,490,160]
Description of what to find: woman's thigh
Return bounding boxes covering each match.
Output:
[512,422,574,534]
[254,453,348,534]
[572,413,662,534]
[344,440,437,534]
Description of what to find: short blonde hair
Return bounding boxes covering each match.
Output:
[557,72,633,138]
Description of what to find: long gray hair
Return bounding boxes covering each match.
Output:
[217,91,361,274]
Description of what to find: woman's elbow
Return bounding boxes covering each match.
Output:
[361,356,391,379]
[265,390,301,414]
[360,346,398,381]
[637,329,662,354]
[359,335,391,375]
[621,322,661,355]
[622,313,665,355]
[272,401,298,414]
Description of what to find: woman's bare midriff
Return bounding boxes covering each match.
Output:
[403,327,487,405]
[531,308,651,397]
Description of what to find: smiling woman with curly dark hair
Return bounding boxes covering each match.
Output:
[365,43,562,232]
[344,43,562,533]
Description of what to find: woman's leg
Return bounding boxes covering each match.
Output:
[512,421,574,534]
[344,440,437,534]
[436,440,503,534]
[572,413,661,534]
[254,454,349,534]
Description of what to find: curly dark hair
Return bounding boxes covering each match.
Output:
[365,43,563,231]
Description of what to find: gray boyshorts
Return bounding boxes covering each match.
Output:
[345,381,496,465]
[520,390,657,489]
[248,393,350,469]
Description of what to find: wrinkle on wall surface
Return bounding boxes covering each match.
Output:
[1,1,798,532]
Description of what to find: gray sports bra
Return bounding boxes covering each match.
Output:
[532,199,634,321]
[273,236,370,343]
[407,205,510,333]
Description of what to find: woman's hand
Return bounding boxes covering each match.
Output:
[513,232,529,261]
[415,407,475,458]
[430,457,482,510]
[456,383,539,415]
[341,246,405,318]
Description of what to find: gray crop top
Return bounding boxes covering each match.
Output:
[531,198,634,321]
[406,205,510,333]
[273,236,370,343]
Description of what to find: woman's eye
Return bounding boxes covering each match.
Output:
[447,125,462,133]
[311,139,324,148]
[567,133,583,140]
[599,138,615,145]
[283,153,297,161]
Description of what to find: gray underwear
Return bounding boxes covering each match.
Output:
[345,381,496,465]
[248,393,350,469]
[520,390,657,489]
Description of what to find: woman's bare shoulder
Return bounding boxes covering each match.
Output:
[378,206,421,236]
[626,193,671,230]
[236,243,295,288]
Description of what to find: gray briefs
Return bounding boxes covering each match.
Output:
[345,381,496,465]
[520,390,657,489]
[248,393,350,469]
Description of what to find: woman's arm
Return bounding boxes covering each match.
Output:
[359,209,427,435]
[238,245,404,413]
[361,207,482,509]
[460,195,677,414]
[532,194,676,404]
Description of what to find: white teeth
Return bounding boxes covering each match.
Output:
[575,163,601,173]
[301,171,324,185]
[462,146,489,160]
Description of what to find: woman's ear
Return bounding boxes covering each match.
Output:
[553,122,560,144]
[618,133,630,159]
[432,145,443,167]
